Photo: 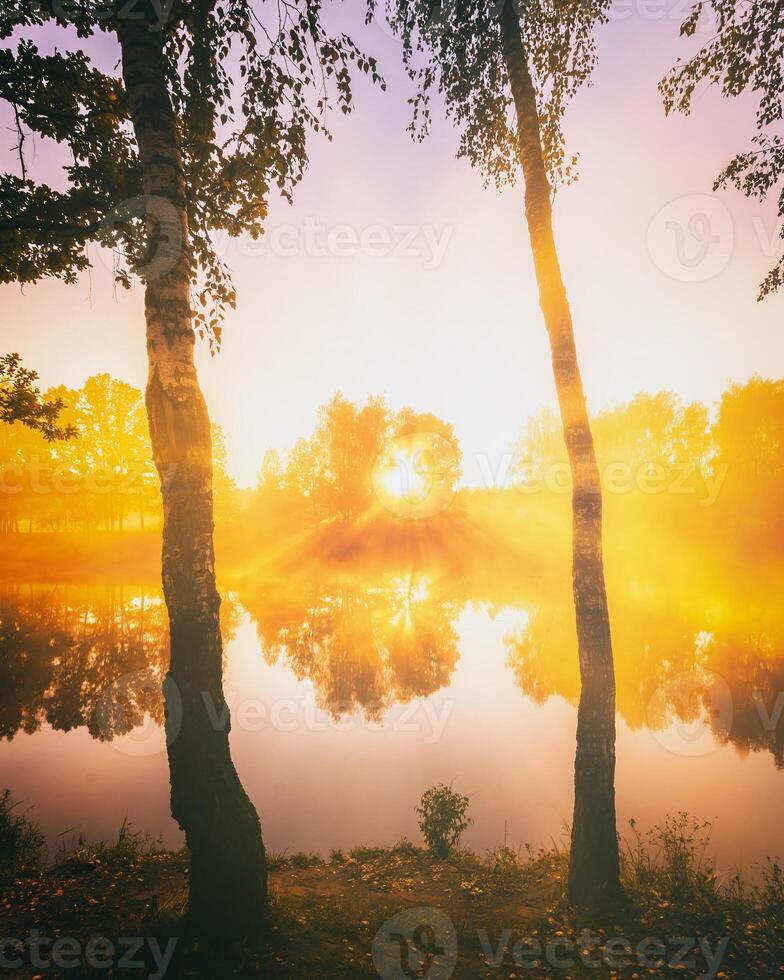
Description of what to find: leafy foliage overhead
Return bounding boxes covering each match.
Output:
[0,0,383,346]
[661,0,784,299]
[372,0,610,188]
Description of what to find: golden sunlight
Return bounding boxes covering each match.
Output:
[371,432,457,519]
[2,0,783,970]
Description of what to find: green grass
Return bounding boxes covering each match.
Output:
[1,810,781,977]
[447,841,566,897]
[267,849,325,871]
[53,816,164,874]
[621,812,784,914]
[347,845,388,862]
[0,790,46,880]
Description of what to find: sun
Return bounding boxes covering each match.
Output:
[378,448,433,503]
[371,432,458,519]
[371,432,444,519]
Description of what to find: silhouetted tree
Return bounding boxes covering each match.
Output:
[0,0,380,938]
[381,0,619,902]
[290,394,392,525]
[0,354,74,441]
[67,375,150,531]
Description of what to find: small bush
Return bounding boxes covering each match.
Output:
[0,790,46,879]
[416,784,472,858]
[622,813,721,907]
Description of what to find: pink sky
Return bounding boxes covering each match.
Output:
[2,4,782,486]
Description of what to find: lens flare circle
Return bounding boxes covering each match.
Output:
[372,431,457,519]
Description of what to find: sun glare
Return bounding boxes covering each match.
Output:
[389,575,431,629]
[371,432,457,519]
[379,449,433,503]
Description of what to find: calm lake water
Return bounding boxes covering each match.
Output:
[1,574,782,875]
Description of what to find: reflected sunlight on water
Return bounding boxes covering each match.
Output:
[0,576,781,874]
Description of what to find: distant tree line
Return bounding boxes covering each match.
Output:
[511,377,784,557]
[251,392,462,533]
[4,377,780,554]
[0,374,239,534]
[240,378,784,559]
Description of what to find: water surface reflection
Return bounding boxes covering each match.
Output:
[0,566,781,868]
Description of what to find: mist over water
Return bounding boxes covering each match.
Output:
[1,553,781,873]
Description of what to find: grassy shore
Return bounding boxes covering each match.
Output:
[0,801,781,978]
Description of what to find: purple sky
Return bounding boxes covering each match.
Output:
[2,1,781,485]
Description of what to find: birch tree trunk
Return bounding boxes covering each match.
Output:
[499,0,621,904]
[118,15,268,938]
